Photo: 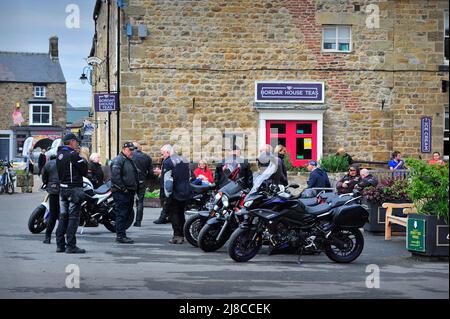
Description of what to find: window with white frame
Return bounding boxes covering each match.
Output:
[445,11,449,64]
[34,86,46,98]
[322,25,352,52]
[29,104,52,125]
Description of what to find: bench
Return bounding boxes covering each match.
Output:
[383,202,416,240]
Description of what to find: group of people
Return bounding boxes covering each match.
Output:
[38,132,447,254]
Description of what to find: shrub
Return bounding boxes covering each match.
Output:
[405,158,449,223]
[362,178,411,205]
[319,155,349,173]
[284,153,308,173]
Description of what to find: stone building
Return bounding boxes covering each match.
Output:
[0,36,67,160]
[89,0,449,167]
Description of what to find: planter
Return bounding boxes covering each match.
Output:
[16,174,34,188]
[407,214,449,257]
[362,199,409,233]
[143,197,161,208]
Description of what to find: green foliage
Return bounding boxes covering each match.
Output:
[144,189,160,199]
[284,153,308,173]
[405,158,449,223]
[319,155,349,173]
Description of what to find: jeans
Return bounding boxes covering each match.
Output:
[45,193,60,238]
[167,198,186,237]
[135,185,146,223]
[112,190,135,238]
[56,188,83,249]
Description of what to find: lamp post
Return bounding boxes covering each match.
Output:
[79,66,92,86]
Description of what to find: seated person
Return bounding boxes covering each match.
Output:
[428,151,445,165]
[336,165,360,194]
[193,159,214,186]
[355,168,378,192]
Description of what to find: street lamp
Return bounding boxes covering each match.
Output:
[79,66,92,86]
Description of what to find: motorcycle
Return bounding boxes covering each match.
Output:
[197,179,248,252]
[227,171,369,264]
[0,160,16,195]
[27,177,134,234]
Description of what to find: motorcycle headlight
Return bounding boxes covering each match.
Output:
[243,200,253,208]
[222,195,229,208]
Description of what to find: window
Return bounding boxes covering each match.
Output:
[445,11,449,64]
[29,104,52,125]
[322,25,352,52]
[34,86,46,98]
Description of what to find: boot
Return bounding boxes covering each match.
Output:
[56,246,66,253]
[66,246,86,254]
[133,221,141,227]
[116,236,134,244]
[168,236,184,244]
[43,236,51,244]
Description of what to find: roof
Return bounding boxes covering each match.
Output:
[0,52,66,83]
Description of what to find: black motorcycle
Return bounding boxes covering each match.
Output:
[227,175,368,263]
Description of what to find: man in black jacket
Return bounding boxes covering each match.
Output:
[41,154,59,244]
[55,133,88,254]
[111,142,139,244]
[154,144,193,244]
[306,160,331,189]
[214,146,253,189]
[132,142,153,227]
[355,168,378,191]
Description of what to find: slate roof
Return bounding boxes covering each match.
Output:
[0,52,66,83]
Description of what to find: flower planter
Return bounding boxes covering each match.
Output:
[407,214,449,257]
[143,197,161,208]
[16,174,33,188]
[362,199,408,234]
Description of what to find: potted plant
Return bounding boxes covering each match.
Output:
[362,178,412,233]
[405,158,449,257]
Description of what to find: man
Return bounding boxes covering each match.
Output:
[154,144,193,244]
[111,142,139,244]
[355,168,378,191]
[41,154,60,244]
[38,148,47,176]
[336,147,354,166]
[388,151,406,172]
[214,146,253,190]
[306,160,331,189]
[132,142,153,227]
[55,133,88,254]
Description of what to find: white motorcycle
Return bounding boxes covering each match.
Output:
[28,177,134,234]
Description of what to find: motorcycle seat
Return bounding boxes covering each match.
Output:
[94,184,110,194]
[304,203,332,215]
[299,197,319,206]
[191,183,215,193]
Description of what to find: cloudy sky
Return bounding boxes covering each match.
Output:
[0,0,96,108]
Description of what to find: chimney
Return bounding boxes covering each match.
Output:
[49,36,59,60]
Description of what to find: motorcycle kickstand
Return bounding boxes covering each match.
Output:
[296,248,304,265]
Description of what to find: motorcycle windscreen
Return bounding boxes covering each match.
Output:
[333,204,369,228]
[250,209,284,221]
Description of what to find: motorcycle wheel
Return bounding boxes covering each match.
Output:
[183,213,207,247]
[325,228,364,263]
[6,182,14,195]
[227,228,262,262]
[198,223,231,252]
[28,204,47,234]
[103,207,135,233]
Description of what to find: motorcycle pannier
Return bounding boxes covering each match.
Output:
[333,204,369,228]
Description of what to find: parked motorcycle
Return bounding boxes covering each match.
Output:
[227,172,368,264]
[0,160,16,195]
[28,177,134,234]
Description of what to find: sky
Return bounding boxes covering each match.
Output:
[0,0,96,108]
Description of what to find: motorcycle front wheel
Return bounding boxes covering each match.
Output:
[325,228,364,263]
[28,204,47,234]
[227,228,263,262]
[198,222,231,252]
[183,213,207,247]
[103,207,135,233]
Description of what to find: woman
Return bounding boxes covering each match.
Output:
[336,165,360,194]
[274,144,288,186]
[193,159,214,185]
[428,151,445,165]
[79,146,90,164]
[88,153,104,189]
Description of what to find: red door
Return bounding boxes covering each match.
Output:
[266,120,317,167]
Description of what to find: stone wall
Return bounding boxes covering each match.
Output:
[91,0,449,164]
[0,82,67,130]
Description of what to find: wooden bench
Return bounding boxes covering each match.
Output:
[383,202,416,240]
